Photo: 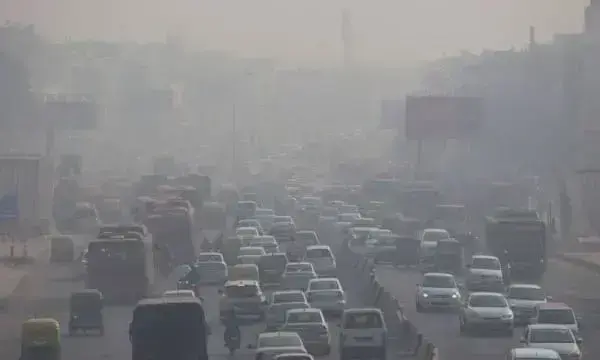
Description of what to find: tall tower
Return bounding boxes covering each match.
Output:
[341,9,354,68]
[585,0,600,36]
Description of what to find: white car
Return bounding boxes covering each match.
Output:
[459,292,514,336]
[416,273,461,312]
[236,226,260,238]
[238,246,266,265]
[306,278,342,292]
[163,290,196,298]
[271,290,308,305]
[466,255,505,292]
[195,252,228,284]
[282,262,318,291]
[281,308,331,355]
[507,284,549,325]
[250,236,280,254]
[306,289,346,317]
[266,301,310,331]
[274,353,314,360]
[253,332,307,359]
[521,324,582,360]
[339,308,387,360]
[238,219,264,235]
[420,228,450,245]
[507,348,561,360]
[304,245,336,277]
[532,302,580,335]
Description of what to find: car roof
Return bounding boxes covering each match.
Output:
[241,246,264,250]
[527,324,572,331]
[237,226,258,231]
[286,308,322,314]
[511,348,560,358]
[274,290,305,295]
[296,230,317,235]
[423,228,448,233]
[423,272,455,278]
[274,353,314,360]
[537,302,572,310]
[259,331,301,339]
[469,292,505,298]
[472,255,499,260]
[225,279,259,286]
[137,297,202,306]
[198,252,222,256]
[287,262,313,267]
[164,290,194,295]
[509,283,542,289]
[306,245,330,250]
[352,227,379,232]
[232,263,258,269]
[309,277,339,282]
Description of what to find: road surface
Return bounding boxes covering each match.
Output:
[375,257,600,360]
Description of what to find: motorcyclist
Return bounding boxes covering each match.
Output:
[178,263,201,296]
[223,310,241,351]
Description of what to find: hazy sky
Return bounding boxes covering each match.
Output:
[0,0,589,66]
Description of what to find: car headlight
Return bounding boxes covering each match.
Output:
[501,313,513,320]
[451,293,459,299]
[422,293,429,298]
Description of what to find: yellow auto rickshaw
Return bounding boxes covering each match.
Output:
[20,318,60,360]
[49,236,74,263]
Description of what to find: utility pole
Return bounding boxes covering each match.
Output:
[232,103,237,180]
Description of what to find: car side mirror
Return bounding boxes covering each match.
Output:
[128,322,133,342]
[247,344,255,349]
[520,337,527,343]
[546,296,553,301]
[465,264,471,269]
[198,296,205,302]
[576,337,583,344]
[217,289,224,295]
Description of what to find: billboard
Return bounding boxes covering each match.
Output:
[44,95,97,130]
[405,95,483,140]
[380,99,404,129]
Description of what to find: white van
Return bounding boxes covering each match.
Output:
[339,308,387,360]
[304,245,336,277]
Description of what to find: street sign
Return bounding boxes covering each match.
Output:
[405,95,483,140]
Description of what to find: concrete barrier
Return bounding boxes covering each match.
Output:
[341,238,439,360]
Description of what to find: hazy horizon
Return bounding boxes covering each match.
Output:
[0,0,588,66]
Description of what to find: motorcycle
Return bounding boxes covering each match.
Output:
[177,279,200,298]
[225,333,240,355]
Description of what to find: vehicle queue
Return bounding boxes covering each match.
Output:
[19,177,584,360]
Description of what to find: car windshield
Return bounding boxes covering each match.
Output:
[256,209,274,216]
[305,248,332,259]
[295,233,318,244]
[260,255,287,269]
[537,309,576,324]
[240,248,264,256]
[509,287,545,301]
[274,292,306,303]
[422,231,449,242]
[530,328,574,344]
[343,313,383,329]
[471,258,500,270]
[321,208,338,217]
[423,276,455,288]
[308,290,343,302]
[225,284,259,298]
[339,214,360,222]
[310,280,339,290]
[197,254,222,262]
[258,335,303,348]
[239,221,260,228]
[286,311,322,323]
[372,230,392,239]
[286,263,313,272]
[237,228,258,236]
[469,295,507,308]
[274,217,293,223]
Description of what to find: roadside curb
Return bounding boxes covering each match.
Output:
[555,252,600,273]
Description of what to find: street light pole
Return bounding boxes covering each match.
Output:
[232,103,237,180]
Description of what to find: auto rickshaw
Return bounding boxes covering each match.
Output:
[49,236,74,263]
[20,318,60,360]
[68,289,104,336]
[433,238,464,275]
[392,236,421,267]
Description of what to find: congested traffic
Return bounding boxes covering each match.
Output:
[9,158,594,360]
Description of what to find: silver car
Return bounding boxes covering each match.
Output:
[521,324,582,360]
[266,302,310,331]
[281,308,331,355]
[459,292,514,336]
[466,255,505,292]
[507,284,549,325]
[306,289,346,317]
[282,262,317,291]
[416,272,461,312]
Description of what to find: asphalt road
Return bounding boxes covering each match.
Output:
[375,257,600,360]
[0,232,381,360]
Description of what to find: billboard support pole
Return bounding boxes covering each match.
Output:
[416,139,423,175]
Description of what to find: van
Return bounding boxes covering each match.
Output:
[532,303,580,334]
[228,264,260,282]
[339,308,387,360]
[304,245,336,277]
